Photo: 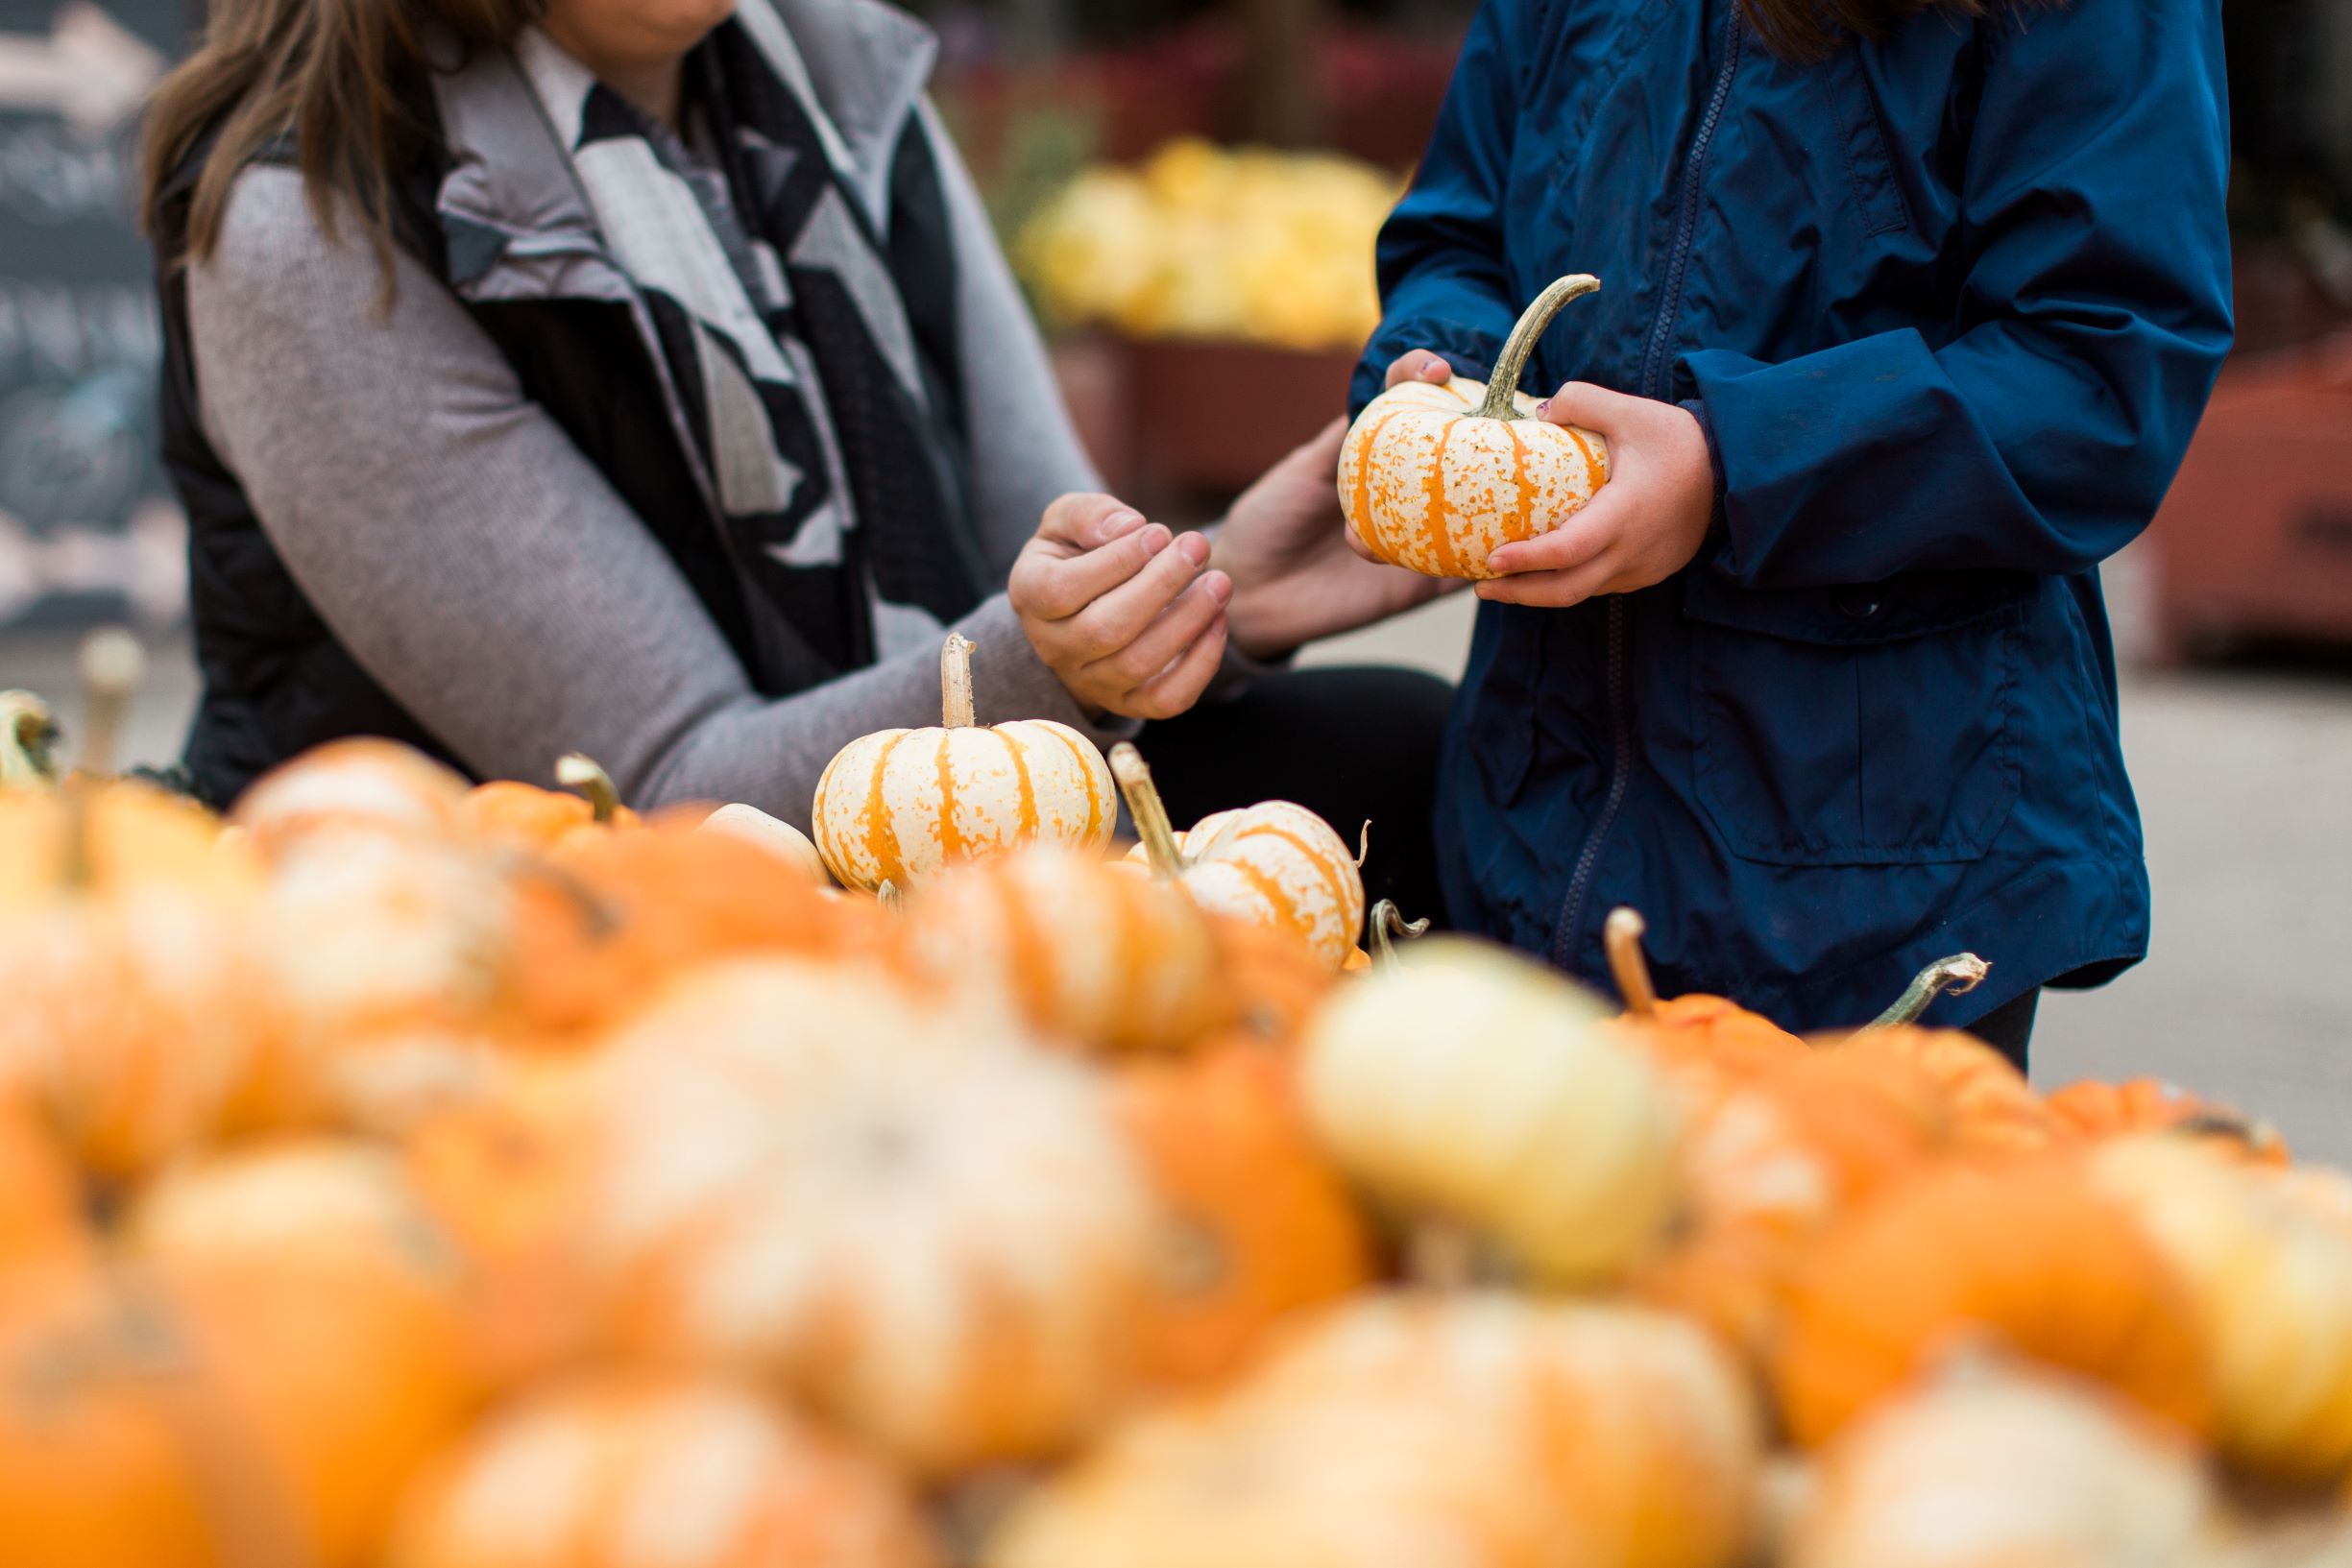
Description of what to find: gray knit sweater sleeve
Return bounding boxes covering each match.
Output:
[187,163,1128,826]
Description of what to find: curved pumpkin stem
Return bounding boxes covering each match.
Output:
[1864,953,1992,1030]
[1354,820,1371,870]
[0,691,59,790]
[1604,906,1660,1019]
[555,754,624,825]
[1476,274,1602,422]
[1108,743,1188,878]
[939,633,978,730]
[1369,900,1431,972]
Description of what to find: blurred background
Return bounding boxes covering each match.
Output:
[2,0,2349,1148]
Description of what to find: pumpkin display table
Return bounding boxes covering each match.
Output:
[3,634,2350,1568]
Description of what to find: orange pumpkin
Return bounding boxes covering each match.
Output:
[499,821,873,1039]
[1203,914,1339,1046]
[1828,1027,2058,1157]
[1637,1049,1948,1363]
[898,847,1224,1054]
[1114,1044,1372,1390]
[388,1375,941,1568]
[0,1257,230,1568]
[1771,1158,2212,1447]
[0,1094,83,1265]
[121,1145,485,1566]
[457,755,643,851]
[1338,275,1611,580]
[1601,908,1808,1081]
[2048,1078,2290,1164]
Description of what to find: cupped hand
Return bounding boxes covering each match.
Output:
[1477,383,1716,608]
[1009,493,1230,721]
[1220,417,1456,660]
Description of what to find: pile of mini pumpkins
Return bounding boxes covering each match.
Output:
[6,631,2352,1568]
[1015,137,1402,351]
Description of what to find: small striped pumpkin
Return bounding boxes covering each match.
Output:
[899,847,1224,1054]
[812,634,1115,892]
[1111,745,1366,972]
[1339,275,1610,581]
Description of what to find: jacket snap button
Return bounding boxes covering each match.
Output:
[1837,591,1882,619]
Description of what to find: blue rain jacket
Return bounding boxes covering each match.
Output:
[1351,0,2232,1030]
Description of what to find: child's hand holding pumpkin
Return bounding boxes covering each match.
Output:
[1476,383,1716,608]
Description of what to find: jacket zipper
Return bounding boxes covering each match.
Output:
[1549,4,1743,972]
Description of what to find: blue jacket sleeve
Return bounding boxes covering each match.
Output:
[1349,0,1528,417]
[1684,0,2234,587]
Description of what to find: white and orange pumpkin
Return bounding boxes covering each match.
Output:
[812,634,1115,892]
[1111,744,1366,972]
[1338,275,1610,580]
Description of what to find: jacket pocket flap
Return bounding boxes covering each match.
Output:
[1681,568,2033,646]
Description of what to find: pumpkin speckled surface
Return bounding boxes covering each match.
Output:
[1112,745,1366,973]
[388,1376,940,1568]
[812,635,1114,892]
[1338,275,1610,580]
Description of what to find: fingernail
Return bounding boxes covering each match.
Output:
[1536,400,1551,418]
[1177,532,1211,567]
[1140,524,1172,554]
[1204,571,1232,606]
[1098,511,1145,544]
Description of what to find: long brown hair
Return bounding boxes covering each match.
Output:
[1738,0,2047,60]
[141,0,538,277]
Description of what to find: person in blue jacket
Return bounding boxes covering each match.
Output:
[1352,0,2234,1062]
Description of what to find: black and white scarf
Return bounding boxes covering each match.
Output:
[512,4,989,673]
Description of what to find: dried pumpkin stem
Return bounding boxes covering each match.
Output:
[1865,953,1992,1030]
[74,628,144,781]
[555,753,624,825]
[1604,906,1660,1019]
[1108,743,1188,877]
[1370,899,1430,972]
[59,630,145,891]
[0,691,59,790]
[1354,820,1371,869]
[939,633,978,729]
[1476,274,1602,422]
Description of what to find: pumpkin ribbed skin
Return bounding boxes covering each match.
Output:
[1787,1361,2223,1568]
[1301,938,1680,1287]
[1114,1046,1372,1391]
[121,1145,485,1568]
[1772,1159,2213,1447]
[1831,1027,2058,1157]
[230,739,474,858]
[900,849,1224,1054]
[584,962,1158,1475]
[812,719,1114,892]
[1340,377,1609,580]
[2091,1142,2352,1484]
[1135,804,1366,972]
[389,1377,939,1568]
[1258,1295,1763,1568]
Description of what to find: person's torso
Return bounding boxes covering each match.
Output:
[1437,0,2149,1029]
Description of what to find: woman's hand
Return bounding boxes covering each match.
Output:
[1010,495,1231,721]
[1476,383,1716,607]
[1217,418,1454,660]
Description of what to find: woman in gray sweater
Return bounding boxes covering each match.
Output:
[144,0,1453,909]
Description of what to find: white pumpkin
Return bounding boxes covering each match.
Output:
[695,802,831,885]
[1784,1358,2225,1568]
[812,635,1114,892]
[1110,744,1366,972]
[581,960,1160,1475]
[1298,936,1679,1286]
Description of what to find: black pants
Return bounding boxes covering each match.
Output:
[1141,664,1456,929]
[1966,989,2039,1073]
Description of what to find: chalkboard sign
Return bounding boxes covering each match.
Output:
[0,0,185,628]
